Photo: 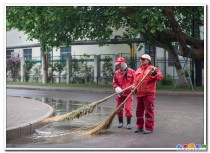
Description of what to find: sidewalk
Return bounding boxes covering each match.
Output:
[6,96,53,142]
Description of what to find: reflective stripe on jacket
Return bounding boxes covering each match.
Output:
[133,65,163,97]
[113,67,136,96]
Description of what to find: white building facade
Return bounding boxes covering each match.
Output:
[6,29,204,86]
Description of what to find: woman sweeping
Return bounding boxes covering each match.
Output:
[133,54,163,134]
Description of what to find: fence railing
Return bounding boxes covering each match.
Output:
[7,53,202,85]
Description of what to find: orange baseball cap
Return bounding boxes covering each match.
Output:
[114,57,126,65]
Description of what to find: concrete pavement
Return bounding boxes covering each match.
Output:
[6,84,204,145]
[6,96,53,142]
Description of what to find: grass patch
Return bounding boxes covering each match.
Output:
[7,81,204,91]
[6,81,113,88]
[157,84,204,91]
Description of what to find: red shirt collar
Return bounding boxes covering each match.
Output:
[140,64,150,69]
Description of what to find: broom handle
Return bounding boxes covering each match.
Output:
[96,85,132,105]
[113,68,153,113]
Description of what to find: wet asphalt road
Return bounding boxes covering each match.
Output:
[6,89,205,150]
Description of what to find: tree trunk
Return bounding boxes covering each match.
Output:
[163,7,190,56]
[41,46,48,84]
[171,50,189,87]
[163,6,204,60]
[155,42,189,87]
[175,68,189,87]
[59,74,61,83]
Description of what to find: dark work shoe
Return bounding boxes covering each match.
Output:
[134,128,143,133]
[118,123,123,128]
[143,130,153,134]
[118,116,123,128]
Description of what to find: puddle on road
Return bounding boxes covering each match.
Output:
[7,97,114,145]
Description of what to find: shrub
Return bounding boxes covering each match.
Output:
[161,74,174,85]
[32,64,41,82]
[23,59,36,82]
[54,61,66,83]
[102,56,113,83]
[72,54,94,83]
[6,57,20,82]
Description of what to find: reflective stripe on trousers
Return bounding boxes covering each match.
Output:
[136,95,155,131]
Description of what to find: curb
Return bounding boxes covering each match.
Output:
[6,97,54,142]
[6,85,114,93]
[6,85,204,97]
[156,91,204,96]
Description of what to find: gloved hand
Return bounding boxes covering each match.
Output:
[115,86,123,94]
[152,70,157,76]
[150,66,157,76]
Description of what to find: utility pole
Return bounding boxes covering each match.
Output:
[130,43,136,70]
[191,6,195,87]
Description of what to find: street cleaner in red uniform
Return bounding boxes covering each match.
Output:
[113,57,136,129]
[133,54,163,134]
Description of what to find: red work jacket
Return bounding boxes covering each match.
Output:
[113,67,136,96]
[133,65,163,97]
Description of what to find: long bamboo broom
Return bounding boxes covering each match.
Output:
[84,68,153,135]
[42,85,132,123]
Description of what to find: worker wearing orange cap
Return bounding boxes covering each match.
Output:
[113,57,136,129]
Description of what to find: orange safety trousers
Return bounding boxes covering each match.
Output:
[136,95,155,131]
[116,95,133,117]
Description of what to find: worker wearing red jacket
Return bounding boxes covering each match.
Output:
[113,57,136,129]
[133,54,163,134]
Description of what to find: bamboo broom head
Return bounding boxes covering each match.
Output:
[83,101,124,135]
[42,112,71,123]
[63,102,97,121]
[42,100,103,123]
[82,113,115,135]
[42,86,131,123]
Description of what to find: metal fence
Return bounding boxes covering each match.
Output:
[7,53,202,85]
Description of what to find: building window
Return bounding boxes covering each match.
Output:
[23,49,32,59]
[60,47,71,60]
[6,50,14,59]
[145,43,156,55]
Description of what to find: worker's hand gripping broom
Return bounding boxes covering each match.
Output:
[43,85,132,123]
[84,68,153,135]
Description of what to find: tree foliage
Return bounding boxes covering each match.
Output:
[6,6,204,59]
[6,6,204,86]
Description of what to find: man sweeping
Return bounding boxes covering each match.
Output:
[133,54,163,134]
[113,57,136,129]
